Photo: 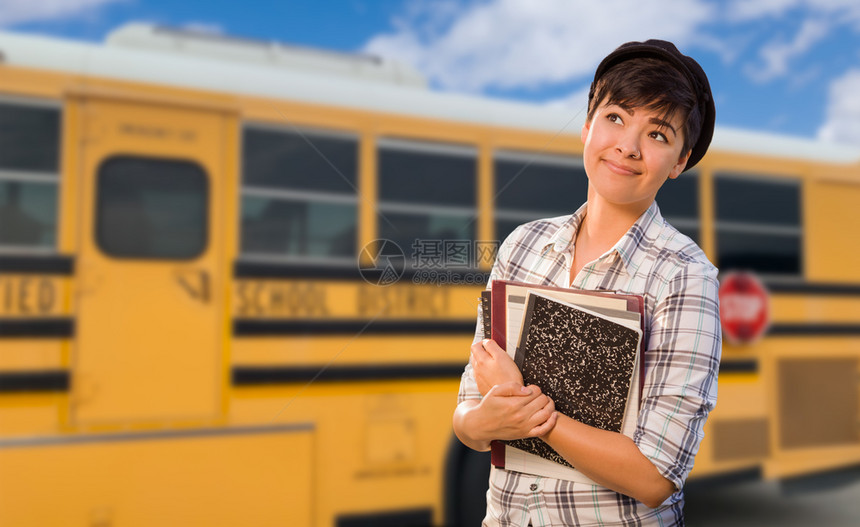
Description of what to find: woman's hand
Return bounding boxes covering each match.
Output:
[480,382,558,440]
[454,382,559,450]
[470,338,524,396]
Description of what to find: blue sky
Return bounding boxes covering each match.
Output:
[4,0,860,146]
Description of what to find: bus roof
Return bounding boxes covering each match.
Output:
[1,24,858,164]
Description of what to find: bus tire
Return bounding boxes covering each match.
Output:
[444,433,491,527]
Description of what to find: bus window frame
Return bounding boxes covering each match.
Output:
[376,137,479,268]
[714,171,803,279]
[94,154,210,261]
[657,169,701,244]
[238,121,360,268]
[0,95,63,256]
[492,149,586,241]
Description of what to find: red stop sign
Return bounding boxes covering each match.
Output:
[719,272,770,345]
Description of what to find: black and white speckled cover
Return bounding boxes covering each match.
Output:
[506,292,641,468]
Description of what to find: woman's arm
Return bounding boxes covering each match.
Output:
[542,416,675,508]
[470,339,523,395]
[543,267,720,508]
[453,382,558,452]
[469,337,673,507]
[457,335,558,452]
[455,227,561,452]
[467,269,720,508]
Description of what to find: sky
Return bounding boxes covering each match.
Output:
[3,0,860,147]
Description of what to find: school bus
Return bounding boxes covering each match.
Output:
[1,23,859,526]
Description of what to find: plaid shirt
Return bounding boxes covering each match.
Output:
[458,201,721,526]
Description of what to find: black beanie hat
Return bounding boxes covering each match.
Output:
[588,39,716,172]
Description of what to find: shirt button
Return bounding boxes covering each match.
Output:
[529,483,538,491]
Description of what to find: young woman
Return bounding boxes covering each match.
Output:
[453,40,721,526]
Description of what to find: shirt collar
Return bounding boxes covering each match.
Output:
[613,201,664,275]
[541,202,587,257]
[541,201,665,277]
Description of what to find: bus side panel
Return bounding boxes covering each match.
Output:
[765,336,860,479]
[691,370,769,479]
[806,180,860,283]
[0,428,314,526]
[230,378,459,527]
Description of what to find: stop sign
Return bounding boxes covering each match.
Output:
[719,272,770,345]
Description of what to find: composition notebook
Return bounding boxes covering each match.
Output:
[481,280,644,484]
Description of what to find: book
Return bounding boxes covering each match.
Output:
[480,290,492,339]
[505,291,642,469]
[482,280,645,484]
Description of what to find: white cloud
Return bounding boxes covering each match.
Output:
[800,0,860,27]
[726,0,801,21]
[744,18,829,83]
[817,69,860,146]
[363,0,715,93]
[728,0,860,23]
[0,0,122,27]
[692,33,748,65]
[728,0,860,86]
[542,85,591,114]
[728,0,860,32]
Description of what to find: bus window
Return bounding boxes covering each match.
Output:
[0,100,61,252]
[493,151,586,242]
[657,171,700,244]
[240,125,358,265]
[96,156,208,259]
[715,174,801,275]
[377,138,476,266]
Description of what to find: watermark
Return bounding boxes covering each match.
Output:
[358,238,499,286]
[358,239,406,286]
[411,269,490,286]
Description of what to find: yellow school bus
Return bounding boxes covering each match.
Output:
[1,23,859,526]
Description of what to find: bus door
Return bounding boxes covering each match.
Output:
[72,95,228,427]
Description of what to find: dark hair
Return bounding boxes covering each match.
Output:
[587,57,703,158]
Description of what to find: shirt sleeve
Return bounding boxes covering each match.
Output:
[457,233,515,404]
[634,262,722,491]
